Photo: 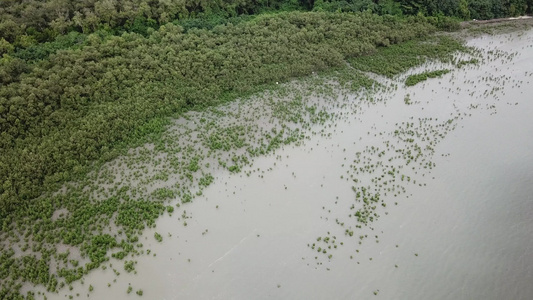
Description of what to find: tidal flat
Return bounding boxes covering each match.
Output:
[26,24,533,300]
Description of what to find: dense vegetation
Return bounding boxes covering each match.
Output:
[0,10,442,298]
[0,0,526,298]
[405,69,451,86]
[0,0,531,50]
[0,12,438,222]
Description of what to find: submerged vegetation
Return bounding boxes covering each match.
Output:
[0,12,438,222]
[304,25,528,275]
[349,36,467,77]
[0,31,480,299]
[0,0,530,298]
[405,69,451,86]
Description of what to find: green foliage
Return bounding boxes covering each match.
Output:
[0,54,29,84]
[228,165,241,173]
[0,0,301,46]
[152,188,176,201]
[426,14,461,31]
[313,0,378,13]
[350,36,466,78]
[116,201,165,232]
[456,58,479,67]
[0,8,482,299]
[174,15,256,33]
[154,232,163,243]
[459,0,472,19]
[0,12,437,222]
[124,260,136,273]
[0,38,14,55]
[167,206,175,214]
[12,32,87,62]
[14,35,37,48]
[199,174,215,187]
[405,69,451,86]
[404,94,412,105]
[84,234,117,264]
[205,125,249,151]
[0,0,525,58]
[112,251,128,260]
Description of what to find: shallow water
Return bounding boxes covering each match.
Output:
[47,29,533,300]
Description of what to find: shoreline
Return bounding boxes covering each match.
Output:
[461,15,533,27]
[50,25,533,300]
[3,19,533,300]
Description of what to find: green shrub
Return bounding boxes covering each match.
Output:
[405,69,450,86]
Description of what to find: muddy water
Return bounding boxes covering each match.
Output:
[54,29,533,300]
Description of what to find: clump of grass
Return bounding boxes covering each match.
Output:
[456,58,479,68]
[124,260,136,273]
[154,232,163,243]
[405,69,450,86]
[404,94,412,105]
[349,36,466,78]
